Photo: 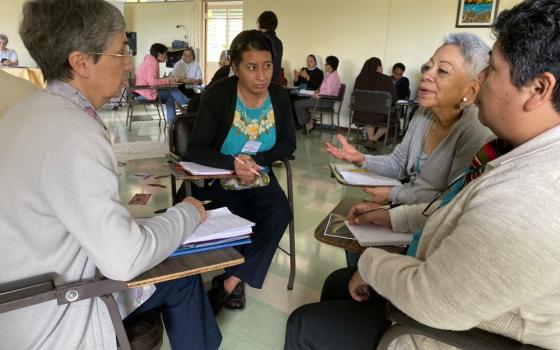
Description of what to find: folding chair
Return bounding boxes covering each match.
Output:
[126,78,166,132]
[0,274,161,350]
[347,89,398,148]
[307,84,346,129]
[168,114,297,290]
[376,303,546,350]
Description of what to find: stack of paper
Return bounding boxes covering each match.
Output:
[334,164,401,187]
[135,207,253,257]
[178,161,233,175]
[298,89,316,96]
[344,221,413,247]
[173,207,254,256]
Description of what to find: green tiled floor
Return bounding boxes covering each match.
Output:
[99,106,386,350]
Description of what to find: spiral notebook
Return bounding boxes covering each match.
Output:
[344,220,413,247]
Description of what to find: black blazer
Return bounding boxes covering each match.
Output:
[188,76,296,170]
[294,68,324,90]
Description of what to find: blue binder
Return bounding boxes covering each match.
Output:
[171,237,251,257]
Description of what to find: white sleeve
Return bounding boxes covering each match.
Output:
[40,130,201,281]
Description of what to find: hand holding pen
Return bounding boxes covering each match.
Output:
[234,155,261,182]
[347,202,401,228]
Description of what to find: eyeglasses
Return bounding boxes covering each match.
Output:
[422,172,467,217]
[89,44,133,60]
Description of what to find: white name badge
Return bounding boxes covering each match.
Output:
[241,140,262,154]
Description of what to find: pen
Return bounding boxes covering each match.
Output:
[234,156,261,177]
[354,203,402,217]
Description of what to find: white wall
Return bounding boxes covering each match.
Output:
[124,1,198,72]
[1,0,124,68]
[243,0,522,127]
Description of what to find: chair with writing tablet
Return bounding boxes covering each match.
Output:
[168,113,298,290]
[0,273,163,350]
[376,303,546,350]
[0,248,243,350]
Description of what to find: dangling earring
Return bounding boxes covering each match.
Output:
[459,97,469,110]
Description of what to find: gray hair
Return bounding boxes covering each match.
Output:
[19,0,125,82]
[442,32,490,79]
[0,34,8,43]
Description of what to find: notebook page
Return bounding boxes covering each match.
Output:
[178,161,233,175]
[183,207,254,244]
[334,164,401,187]
[344,220,413,246]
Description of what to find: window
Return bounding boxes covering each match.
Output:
[204,1,242,82]
[124,0,192,3]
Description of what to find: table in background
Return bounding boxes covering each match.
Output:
[314,197,407,254]
[1,66,46,89]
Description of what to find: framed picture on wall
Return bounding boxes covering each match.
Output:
[456,0,500,28]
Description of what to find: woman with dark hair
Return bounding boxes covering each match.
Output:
[257,10,283,84]
[353,57,397,145]
[187,30,296,314]
[392,62,410,100]
[293,54,324,90]
[135,42,190,126]
[294,55,342,133]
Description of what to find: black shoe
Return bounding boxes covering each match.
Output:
[207,275,228,316]
[224,281,246,311]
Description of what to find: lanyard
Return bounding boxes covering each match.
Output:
[46,80,107,131]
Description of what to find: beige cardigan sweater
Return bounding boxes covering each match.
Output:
[360,124,560,349]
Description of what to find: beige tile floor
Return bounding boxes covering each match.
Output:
[100,105,386,350]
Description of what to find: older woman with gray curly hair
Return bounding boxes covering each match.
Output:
[327,32,494,206]
[0,0,220,349]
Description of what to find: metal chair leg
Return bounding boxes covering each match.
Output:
[282,159,296,290]
[100,294,132,350]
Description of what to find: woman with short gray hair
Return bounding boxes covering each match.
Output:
[0,0,221,349]
[290,34,495,347]
[0,33,18,67]
[327,32,493,206]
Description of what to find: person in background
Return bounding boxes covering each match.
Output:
[0,69,37,117]
[135,43,190,126]
[352,57,397,145]
[286,1,560,349]
[186,50,233,114]
[392,62,410,100]
[219,49,229,67]
[294,55,341,134]
[327,33,493,206]
[0,34,18,67]
[187,30,295,315]
[0,1,220,349]
[293,54,323,90]
[257,10,283,84]
[172,47,203,98]
[209,49,233,86]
